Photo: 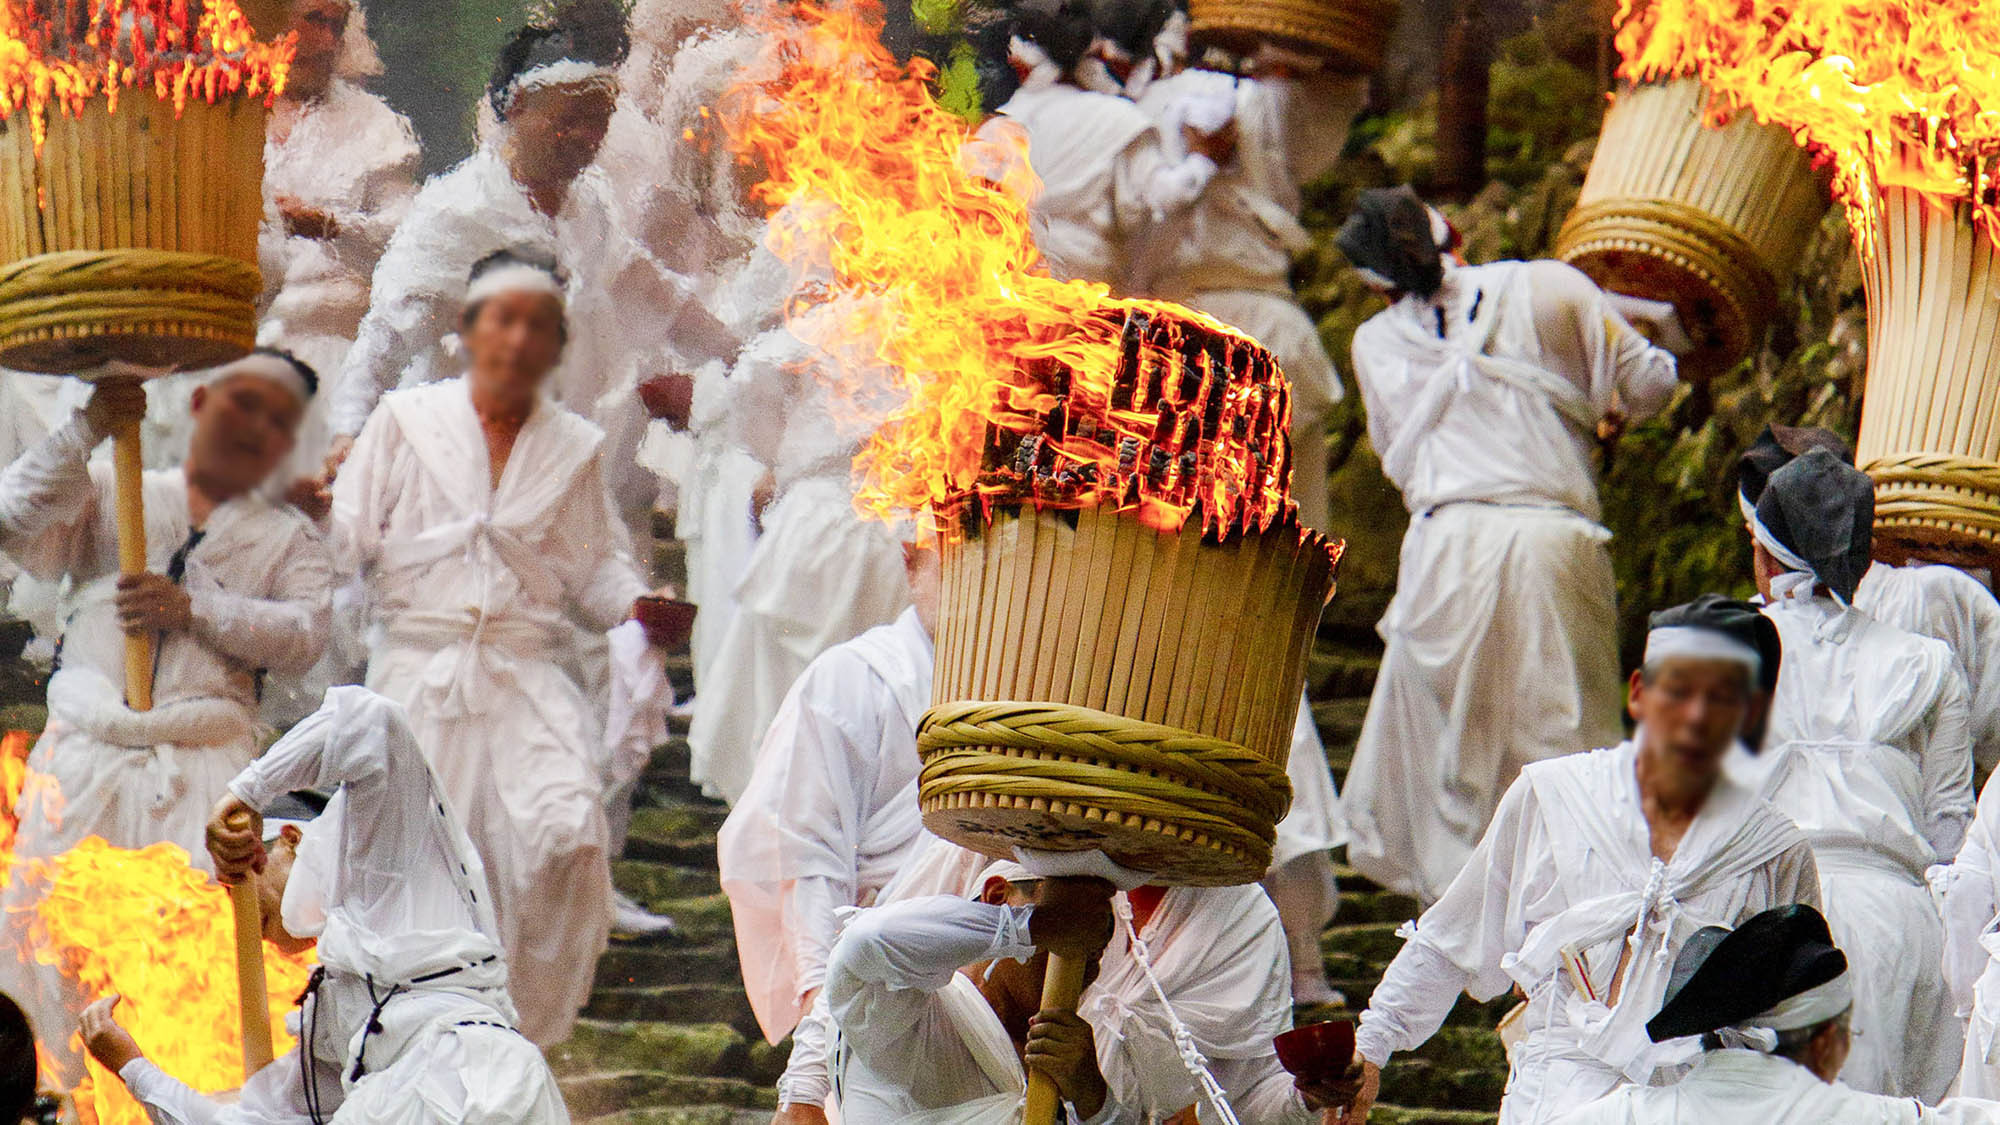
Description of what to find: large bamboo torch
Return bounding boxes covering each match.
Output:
[0,0,292,1080]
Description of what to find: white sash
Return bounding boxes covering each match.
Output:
[896,975,1027,1125]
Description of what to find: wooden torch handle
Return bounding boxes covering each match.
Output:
[1023,952,1089,1125]
[225,810,275,1077]
[111,418,152,712]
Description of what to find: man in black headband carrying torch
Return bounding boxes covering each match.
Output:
[1332,595,1820,1125]
[0,352,332,1089]
[1332,185,1690,906]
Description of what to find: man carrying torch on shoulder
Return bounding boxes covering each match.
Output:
[0,350,332,1087]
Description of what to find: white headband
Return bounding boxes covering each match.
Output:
[466,262,567,308]
[262,817,313,844]
[212,352,310,403]
[972,859,1037,895]
[1644,626,1763,677]
[502,59,617,111]
[1715,971,1853,1052]
[1740,490,1840,606]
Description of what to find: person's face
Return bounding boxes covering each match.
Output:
[506,82,617,192]
[1629,659,1754,781]
[187,376,304,495]
[255,827,315,956]
[286,0,348,101]
[463,290,566,403]
[904,542,941,636]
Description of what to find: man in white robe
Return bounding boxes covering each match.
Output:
[979,4,1228,290]
[0,353,332,1086]
[1336,186,1681,902]
[1556,905,2000,1125]
[1134,65,1366,532]
[1337,596,1821,1125]
[329,254,664,1045]
[829,867,1124,1124]
[718,543,937,1122]
[1737,425,2000,774]
[81,686,569,1124]
[1738,449,1973,1098]
[1941,769,2000,1098]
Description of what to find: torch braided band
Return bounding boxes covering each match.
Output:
[1188,0,1397,72]
[1864,453,2000,546]
[916,700,1293,862]
[0,249,259,356]
[1556,198,1779,352]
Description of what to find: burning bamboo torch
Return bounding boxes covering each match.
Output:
[721,9,1341,1123]
[0,0,293,1079]
[1608,0,2000,569]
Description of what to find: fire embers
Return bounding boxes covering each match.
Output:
[967,307,1296,541]
[0,0,292,150]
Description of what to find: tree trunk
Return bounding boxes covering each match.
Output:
[1432,0,1491,201]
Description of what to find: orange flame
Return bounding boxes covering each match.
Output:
[718,1,1303,541]
[0,0,293,153]
[1612,0,2000,242]
[0,746,313,1124]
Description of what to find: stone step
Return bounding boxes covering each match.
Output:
[585,983,758,1030]
[595,944,743,989]
[1305,646,1380,703]
[614,859,723,904]
[585,1109,770,1125]
[1369,1109,1499,1125]
[624,805,730,868]
[551,1020,751,1081]
[612,892,736,947]
[562,1074,776,1119]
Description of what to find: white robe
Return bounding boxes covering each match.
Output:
[1355,743,1821,1125]
[1266,701,1344,998]
[1942,771,2000,1099]
[1857,562,2000,774]
[686,328,909,805]
[118,686,569,1124]
[1343,260,1679,902]
[0,413,332,1086]
[981,69,1219,288]
[719,607,933,1048]
[331,379,648,1045]
[1551,1050,2000,1125]
[827,893,1124,1125]
[1132,71,1367,533]
[1740,595,1973,1099]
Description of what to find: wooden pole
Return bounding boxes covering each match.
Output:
[110,413,151,711]
[1022,952,1089,1125]
[226,809,275,1077]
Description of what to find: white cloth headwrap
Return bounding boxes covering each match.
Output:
[1714,971,1853,1052]
[1740,490,1826,604]
[501,59,617,111]
[1644,626,1761,677]
[263,817,314,843]
[211,351,311,402]
[465,262,567,307]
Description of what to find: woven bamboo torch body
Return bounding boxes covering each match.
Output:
[1187,0,1398,73]
[917,310,1340,888]
[1556,78,1829,379]
[1853,187,2000,569]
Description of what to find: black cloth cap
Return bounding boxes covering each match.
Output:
[1647,905,1848,1042]
[1335,186,1445,300]
[1755,448,1875,603]
[1647,593,1782,693]
[261,790,329,823]
[1735,425,1854,507]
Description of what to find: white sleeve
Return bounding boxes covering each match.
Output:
[552,448,650,631]
[1525,260,1679,423]
[229,687,403,816]
[327,404,400,579]
[775,991,835,1108]
[119,1059,223,1125]
[187,523,332,676]
[0,413,107,580]
[1354,778,1534,1065]
[1921,667,1978,861]
[1199,1055,1316,1124]
[1945,777,2000,1014]
[328,203,467,437]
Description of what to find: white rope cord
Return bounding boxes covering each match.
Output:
[1115,897,1244,1125]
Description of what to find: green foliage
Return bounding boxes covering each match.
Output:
[934,41,986,121]
[1484,33,1602,187]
